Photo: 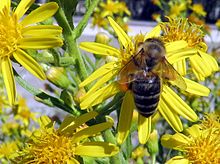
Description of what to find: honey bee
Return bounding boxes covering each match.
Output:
[118,38,186,117]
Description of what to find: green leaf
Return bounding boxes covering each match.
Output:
[60,90,74,108]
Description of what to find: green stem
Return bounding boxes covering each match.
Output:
[14,70,80,116]
[72,0,101,39]
[54,0,101,81]
[52,0,76,59]
[103,130,126,164]
[72,41,88,80]
[152,154,156,164]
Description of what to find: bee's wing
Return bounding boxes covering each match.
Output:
[117,49,144,84]
[157,59,187,90]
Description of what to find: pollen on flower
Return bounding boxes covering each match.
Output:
[201,112,220,130]
[183,130,220,163]
[119,34,144,66]
[0,7,22,58]
[160,17,205,50]
[21,130,76,163]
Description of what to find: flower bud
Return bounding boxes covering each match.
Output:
[95,32,110,45]
[46,67,70,89]
[94,32,110,59]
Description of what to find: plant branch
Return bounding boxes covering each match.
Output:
[14,69,80,116]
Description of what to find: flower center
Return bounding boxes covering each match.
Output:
[160,17,205,50]
[26,131,76,163]
[0,7,22,58]
[184,130,220,163]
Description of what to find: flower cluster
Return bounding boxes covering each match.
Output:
[161,112,220,163]
[0,0,219,163]
[152,0,209,31]
[13,111,119,163]
[160,17,218,80]
[92,0,131,32]
[79,17,212,144]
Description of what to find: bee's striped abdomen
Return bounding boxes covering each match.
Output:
[131,75,161,117]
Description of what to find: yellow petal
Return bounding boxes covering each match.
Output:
[14,0,34,20]
[165,41,188,53]
[108,17,132,49]
[13,49,46,80]
[20,2,59,26]
[1,57,16,105]
[75,142,119,157]
[173,59,186,76]
[138,114,151,144]
[161,133,189,149]
[72,120,113,143]
[198,50,219,72]
[192,68,205,81]
[144,25,161,40]
[166,156,189,164]
[0,0,10,11]
[190,54,211,77]
[68,158,80,164]
[80,42,120,57]
[82,69,118,100]
[158,98,183,132]
[184,124,201,137]
[162,86,198,122]
[184,78,210,96]
[80,82,120,109]
[79,62,116,87]
[167,48,196,64]
[117,91,135,144]
[39,115,53,128]
[59,111,98,134]
[18,37,63,49]
[22,25,62,37]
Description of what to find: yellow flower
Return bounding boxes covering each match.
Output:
[100,0,131,17]
[1,121,19,136]
[160,17,218,80]
[190,3,207,17]
[131,146,149,161]
[161,124,220,163]
[14,111,119,163]
[92,13,109,28]
[79,17,210,144]
[0,0,63,105]
[14,96,38,126]
[0,141,19,159]
[92,0,130,32]
[168,2,187,18]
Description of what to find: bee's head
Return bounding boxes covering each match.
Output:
[142,38,166,70]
